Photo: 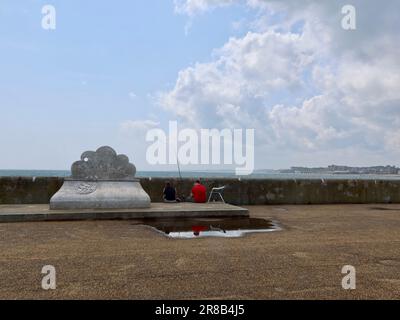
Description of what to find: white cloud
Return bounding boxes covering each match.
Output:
[161,0,400,167]
[159,29,323,128]
[128,91,137,99]
[174,0,236,16]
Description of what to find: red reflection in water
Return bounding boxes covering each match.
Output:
[192,225,208,236]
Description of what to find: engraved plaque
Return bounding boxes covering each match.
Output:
[76,182,97,195]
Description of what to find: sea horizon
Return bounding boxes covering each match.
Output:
[1,169,400,180]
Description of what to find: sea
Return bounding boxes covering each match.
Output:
[1,170,400,180]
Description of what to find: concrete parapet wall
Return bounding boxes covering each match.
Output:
[0,177,64,205]
[1,176,400,205]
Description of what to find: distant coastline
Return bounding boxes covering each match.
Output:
[1,169,400,180]
[279,165,400,175]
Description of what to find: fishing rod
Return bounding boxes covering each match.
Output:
[176,154,182,181]
[173,148,185,201]
[172,146,182,180]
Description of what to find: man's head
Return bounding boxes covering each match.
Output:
[195,180,200,185]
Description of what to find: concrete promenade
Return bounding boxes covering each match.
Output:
[0,203,248,222]
[0,204,399,299]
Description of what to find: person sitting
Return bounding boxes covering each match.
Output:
[163,182,177,203]
[189,180,207,203]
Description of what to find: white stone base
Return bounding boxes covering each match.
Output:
[50,179,151,210]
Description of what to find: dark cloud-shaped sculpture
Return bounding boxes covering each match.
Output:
[71,146,136,180]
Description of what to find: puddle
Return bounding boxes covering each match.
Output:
[131,217,280,239]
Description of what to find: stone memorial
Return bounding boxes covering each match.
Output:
[50,146,151,209]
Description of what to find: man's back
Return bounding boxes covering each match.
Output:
[163,186,176,201]
[191,183,207,203]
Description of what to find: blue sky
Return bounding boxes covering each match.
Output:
[0,0,256,169]
[0,0,399,170]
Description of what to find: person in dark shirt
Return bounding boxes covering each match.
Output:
[163,182,177,203]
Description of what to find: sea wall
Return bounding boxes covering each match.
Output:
[1,176,400,205]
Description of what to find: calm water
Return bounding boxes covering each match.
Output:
[1,169,400,180]
[131,217,280,239]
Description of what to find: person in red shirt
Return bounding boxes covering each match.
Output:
[190,180,207,203]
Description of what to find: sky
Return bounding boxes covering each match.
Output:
[0,0,399,171]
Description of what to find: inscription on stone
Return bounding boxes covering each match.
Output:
[76,182,97,195]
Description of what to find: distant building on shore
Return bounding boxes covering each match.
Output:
[280,165,400,175]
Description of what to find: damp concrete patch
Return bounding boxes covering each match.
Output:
[369,206,400,211]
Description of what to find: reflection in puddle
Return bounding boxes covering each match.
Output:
[132,217,280,239]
